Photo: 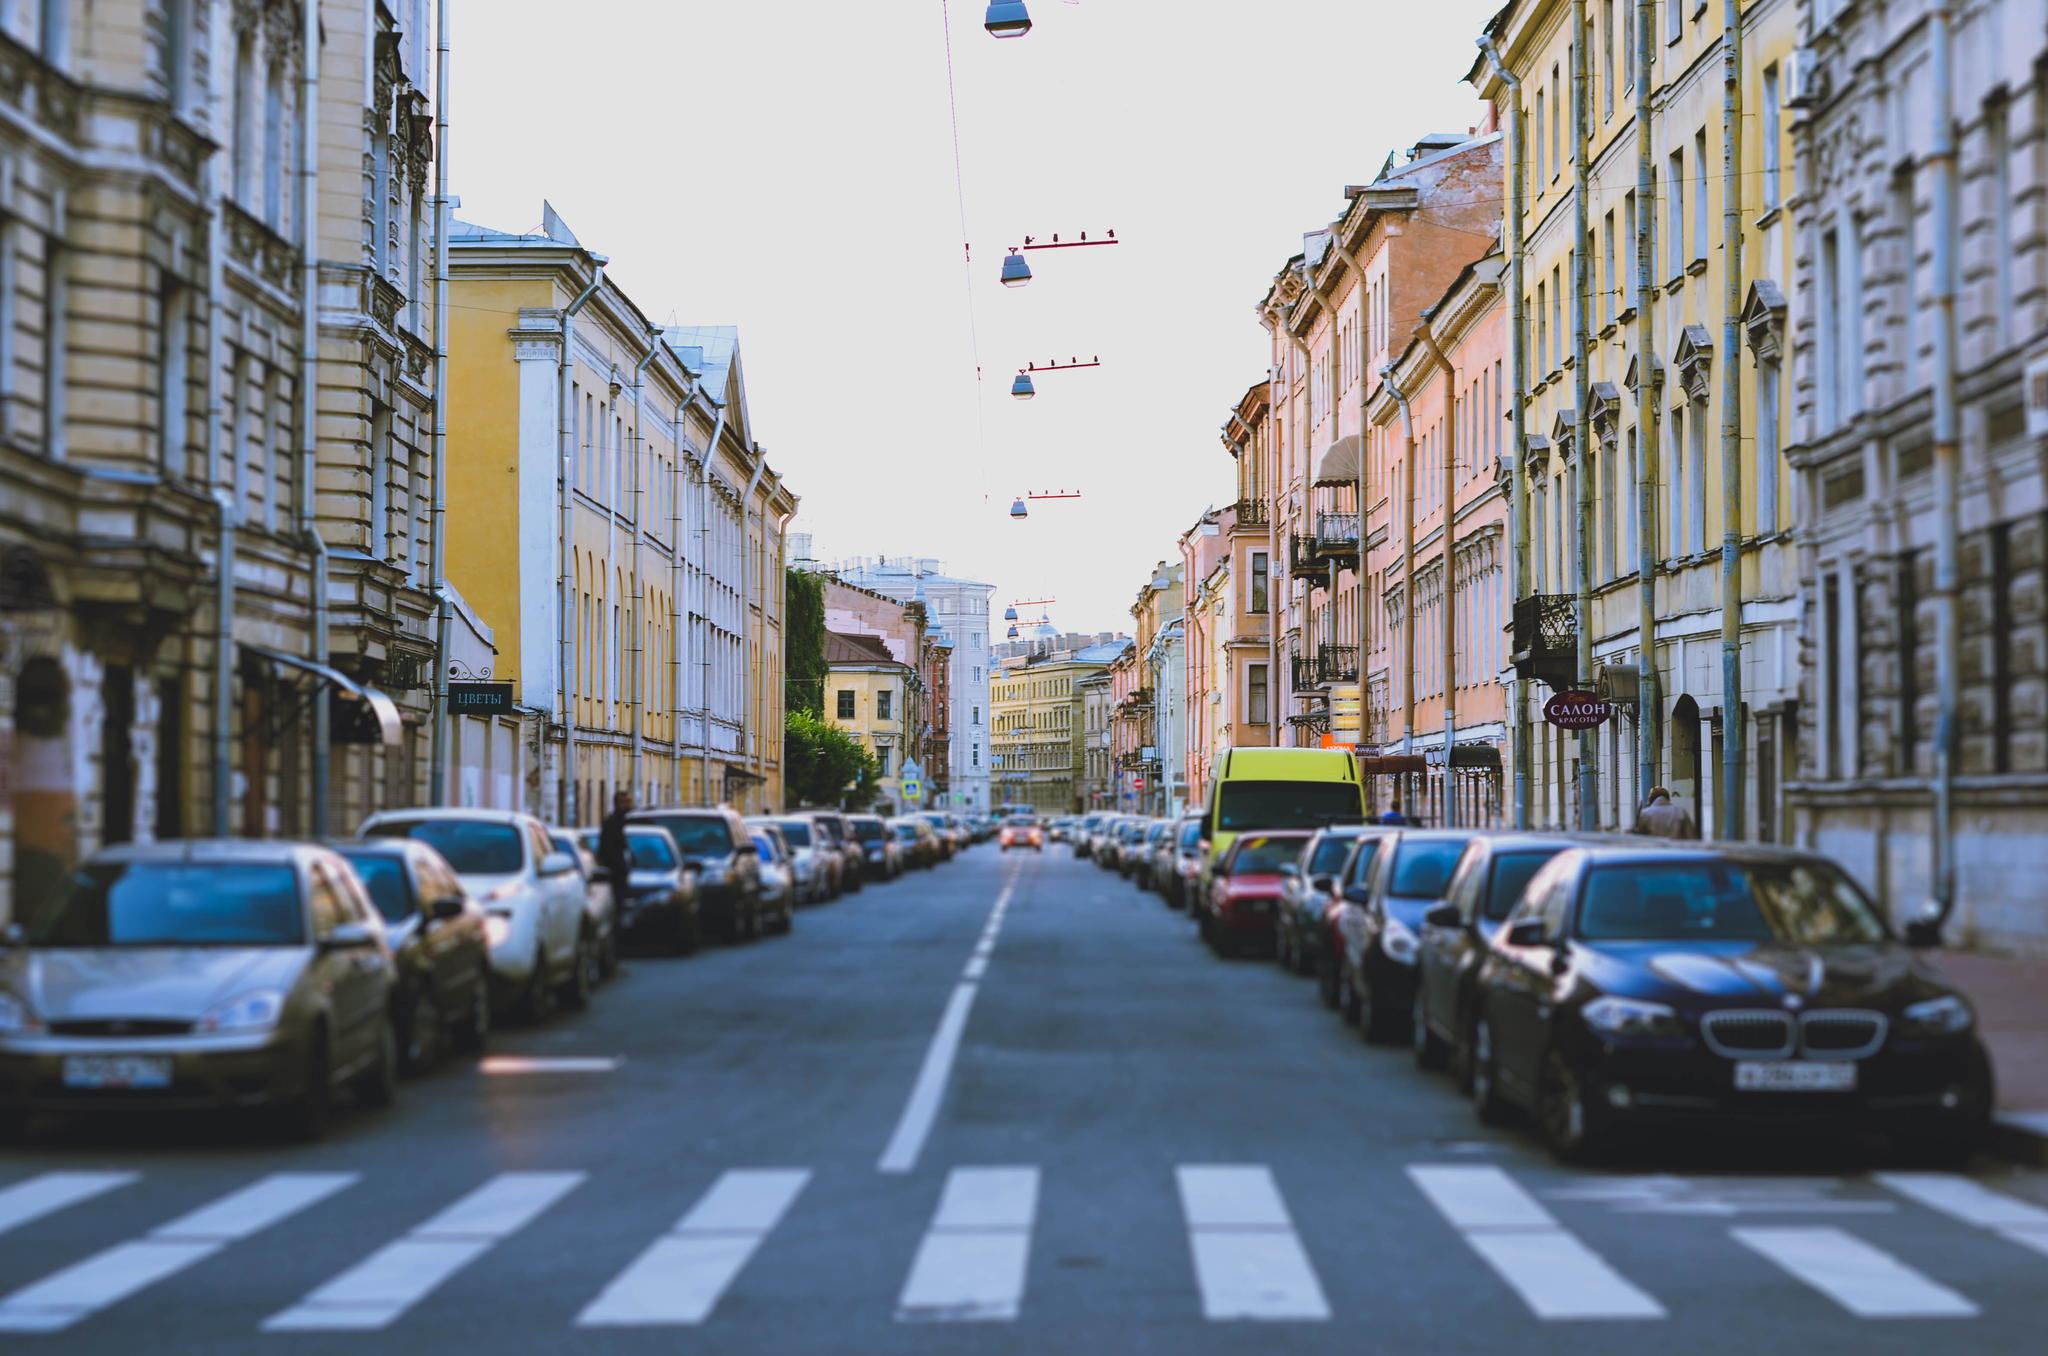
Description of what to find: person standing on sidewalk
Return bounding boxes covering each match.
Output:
[597,790,635,883]
[1631,787,1698,838]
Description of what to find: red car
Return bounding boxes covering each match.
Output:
[1198,831,1312,957]
[998,815,1044,851]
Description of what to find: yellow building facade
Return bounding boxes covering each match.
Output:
[823,633,914,809]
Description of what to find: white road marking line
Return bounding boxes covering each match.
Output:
[1408,1166,1663,1321]
[897,1167,1038,1322]
[878,882,1015,1174]
[0,1173,356,1334]
[0,1172,138,1238]
[577,1169,811,1326]
[1875,1172,2048,1258]
[962,956,989,980]
[1175,1166,1329,1321]
[478,1056,622,1074]
[264,1171,584,1331]
[1733,1226,1978,1318]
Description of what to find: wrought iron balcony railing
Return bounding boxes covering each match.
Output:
[1231,497,1270,527]
[1317,644,1358,684]
[1511,593,1579,689]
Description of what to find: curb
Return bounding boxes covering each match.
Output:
[1989,1112,2048,1167]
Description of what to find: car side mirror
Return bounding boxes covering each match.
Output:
[539,851,576,877]
[1342,883,1372,906]
[322,922,378,951]
[1505,919,1547,948]
[1310,875,1335,893]
[1902,917,1943,949]
[1423,902,1460,929]
[430,894,466,921]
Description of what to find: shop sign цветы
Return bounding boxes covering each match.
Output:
[449,682,514,716]
[1543,690,1614,730]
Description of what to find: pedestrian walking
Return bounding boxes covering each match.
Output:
[597,790,635,882]
[1631,786,1698,838]
[1379,799,1409,827]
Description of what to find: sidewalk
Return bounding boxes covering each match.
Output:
[1932,950,2048,1163]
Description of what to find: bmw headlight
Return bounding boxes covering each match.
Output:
[1381,916,1420,965]
[200,990,286,1033]
[0,992,38,1034]
[1901,994,1974,1036]
[1583,997,1686,1039]
[483,912,513,947]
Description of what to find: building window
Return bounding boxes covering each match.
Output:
[1669,147,1685,277]
[1990,98,2015,344]
[1666,0,1680,42]
[1249,551,1269,613]
[1687,396,1707,553]
[1549,63,1562,177]
[877,689,892,721]
[1534,86,1546,184]
[1894,168,1918,386]
[1668,403,1684,554]
[837,689,855,720]
[1602,211,1617,326]
[1762,63,1782,210]
[876,747,891,775]
[1756,360,1781,532]
[1623,189,1638,308]
[1247,663,1269,726]
[1692,128,1708,263]
[972,704,980,724]
[1623,426,1639,567]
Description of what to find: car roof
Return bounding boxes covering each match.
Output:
[1561,841,1844,869]
[92,838,317,865]
[362,807,531,826]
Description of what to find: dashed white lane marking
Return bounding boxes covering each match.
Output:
[1875,1172,2048,1257]
[1733,1226,1978,1318]
[0,1172,138,1238]
[479,1056,622,1074]
[264,1172,585,1331]
[576,1169,811,1326]
[0,1173,357,1333]
[1408,1166,1663,1320]
[878,873,1020,1174]
[1176,1165,1330,1321]
[897,1166,1039,1322]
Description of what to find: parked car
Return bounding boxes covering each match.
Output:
[748,828,798,934]
[1048,817,1076,843]
[334,839,492,1072]
[806,811,865,893]
[766,815,836,901]
[1465,843,1993,1164]
[844,813,901,881]
[360,808,593,1019]
[1276,825,1380,978]
[891,815,942,868]
[999,814,1044,851]
[918,812,960,860]
[1318,833,1393,1011]
[1142,819,1178,890]
[1200,747,1366,866]
[1161,815,1205,909]
[627,806,764,941]
[1104,817,1149,874]
[579,825,702,955]
[1414,833,1619,1083]
[0,840,398,1140]
[550,829,618,979]
[1338,828,1481,1042]
[1197,831,1313,957]
[1074,813,1108,859]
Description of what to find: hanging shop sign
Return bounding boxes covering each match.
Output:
[1543,690,1615,730]
[448,682,514,716]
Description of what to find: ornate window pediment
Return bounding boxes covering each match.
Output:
[1550,409,1578,460]
[1522,432,1552,466]
[1588,382,1622,440]
[1742,280,1788,365]
[1674,324,1714,401]
[1623,352,1666,395]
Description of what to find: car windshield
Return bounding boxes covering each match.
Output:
[34,862,306,947]
[1006,815,1034,826]
[850,820,883,842]
[753,834,778,863]
[1307,834,1356,876]
[1178,820,1202,849]
[1577,859,1890,943]
[1344,837,1386,885]
[638,815,733,857]
[368,818,523,875]
[1228,836,1306,875]
[339,853,414,922]
[894,823,918,840]
[1388,837,1471,898]
[628,831,677,870]
[779,820,813,846]
[1484,850,1562,921]
[1215,781,1362,832]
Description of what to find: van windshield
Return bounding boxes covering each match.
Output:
[1215,781,1362,832]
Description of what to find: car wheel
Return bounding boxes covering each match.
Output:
[399,990,442,1073]
[1471,1015,1510,1127]
[1537,1047,1604,1164]
[1339,969,1363,1026]
[357,1017,399,1110]
[1316,952,1340,1010]
[1274,927,1292,972]
[518,945,552,1022]
[278,1032,333,1142]
[599,929,620,979]
[558,930,596,1010]
[452,980,490,1055]
[1413,991,1449,1071]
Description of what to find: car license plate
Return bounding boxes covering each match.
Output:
[1734,1060,1856,1092]
[62,1055,174,1090]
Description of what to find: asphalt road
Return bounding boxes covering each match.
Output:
[2,843,2046,1353]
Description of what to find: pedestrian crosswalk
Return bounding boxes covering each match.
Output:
[0,1160,2042,1333]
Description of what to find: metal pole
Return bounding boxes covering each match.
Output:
[1633,0,1663,821]
[1477,36,1530,829]
[1418,324,1459,825]
[1718,0,1745,839]
[1381,365,1418,771]
[298,0,327,836]
[556,264,605,824]
[427,0,453,805]
[1929,4,1960,923]
[1571,0,1597,831]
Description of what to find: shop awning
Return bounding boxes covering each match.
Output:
[244,644,403,747]
[1313,433,1362,487]
[1358,754,1428,775]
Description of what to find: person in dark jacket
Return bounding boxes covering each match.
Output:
[1379,800,1409,826]
[1631,787,1698,838]
[597,791,635,882]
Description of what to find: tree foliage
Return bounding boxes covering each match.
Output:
[784,710,880,810]
[785,567,827,718]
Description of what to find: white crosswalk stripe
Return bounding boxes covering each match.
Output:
[1176,1165,1330,1321]
[1408,1165,1664,1320]
[264,1172,585,1331]
[897,1166,1038,1322]
[0,1173,357,1334]
[1874,1172,2048,1257]
[0,1172,137,1239]
[1733,1226,1979,1318]
[575,1169,810,1327]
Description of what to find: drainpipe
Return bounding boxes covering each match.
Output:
[1570,0,1597,832]
[427,0,453,805]
[206,95,233,835]
[1928,4,1960,924]
[1381,365,1417,772]
[1477,34,1530,829]
[1418,324,1458,825]
[555,260,605,825]
[297,0,328,836]
[670,396,687,804]
[628,331,660,801]
[1718,0,1745,839]
[738,452,770,809]
[1632,0,1663,822]
[1287,334,1315,746]
[696,400,725,804]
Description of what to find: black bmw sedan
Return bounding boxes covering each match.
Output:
[1467,843,1992,1164]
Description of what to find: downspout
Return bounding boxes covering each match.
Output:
[555,260,605,824]
[1718,0,1745,838]
[1632,0,1663,821]
[427,0,453,804]
[207,92,233,835]
[1381,365,1418,779]
[1928,4,1960,923]
[1417,324,1458,826]
[1570,0,1597,832]
[1477,34,1530,829]
[1287,334,1314,745]
[697,400,726,804]
[628,331,660,801]
[738,454,768,810]
[297,0,328,836]
[1338,246,1372,777]
[670,395,687,804]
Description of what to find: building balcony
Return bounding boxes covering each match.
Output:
[1231,497,1269,528]
[1316,644,1357,685]
[1510,593,1579,690]
[1288,650,1316,693]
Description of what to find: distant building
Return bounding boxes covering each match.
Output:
[823,631,914,809]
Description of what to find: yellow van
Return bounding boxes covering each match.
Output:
[1202,748,1367,864]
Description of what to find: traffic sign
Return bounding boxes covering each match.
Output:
[1543,690,1614,730]
[901,778,924,801]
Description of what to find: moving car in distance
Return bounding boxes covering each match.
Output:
[582,824,703,955]
[0,840,399,1141]
[334,838,492,1072]
[999,814,1044,851]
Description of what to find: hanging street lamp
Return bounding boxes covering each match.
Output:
[1010,498,1029,518]
[1000,249,1032,287]
[1011,371,1036,400]
[984,1,1032,39]
[996,232,1118,290]
[1003,605,1019,621]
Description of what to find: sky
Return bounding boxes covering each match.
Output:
[451,0,1498,636]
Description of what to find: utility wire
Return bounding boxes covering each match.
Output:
[937,0,992,503]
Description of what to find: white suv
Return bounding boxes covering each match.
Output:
[359,808,592,1018]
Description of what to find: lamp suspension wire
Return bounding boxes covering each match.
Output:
[937,0,992,504]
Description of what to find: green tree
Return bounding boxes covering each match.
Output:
[785,567,827,718]
[784,710,881,809]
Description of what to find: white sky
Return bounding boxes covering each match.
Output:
[452,0,1497,635]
